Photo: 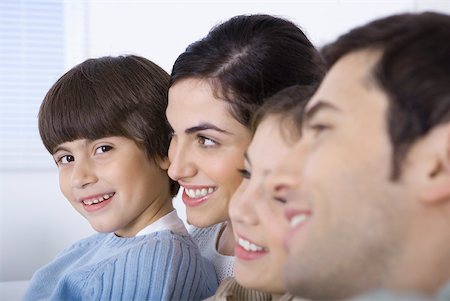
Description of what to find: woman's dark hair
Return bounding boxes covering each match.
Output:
[321,12,450,179]
[39,55,179,196]
[170,14,324,127]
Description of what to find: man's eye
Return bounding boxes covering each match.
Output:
[237,168,251,179]
[198,136,217,147]
[95,145,113,154]
[59,155,74,165]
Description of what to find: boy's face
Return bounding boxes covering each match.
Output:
[53,136,171,237]
[272,50,411,299]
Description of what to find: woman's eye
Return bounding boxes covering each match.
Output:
[198,136,217,147]
[237,168,251,179]
[95,145,113,154]
[58,155,74,165]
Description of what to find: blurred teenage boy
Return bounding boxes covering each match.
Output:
[24,55,217,301]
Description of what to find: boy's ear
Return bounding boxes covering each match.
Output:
[420,123,450,205]
[157,156,170,171]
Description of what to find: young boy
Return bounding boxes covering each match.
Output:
[23,55,218,300]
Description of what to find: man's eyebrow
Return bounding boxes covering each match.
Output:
[185,122,232,135]
[304,100,340,123]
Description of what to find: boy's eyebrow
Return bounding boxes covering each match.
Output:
[185,122,232,135]
[304,100,340,123]
[52,145,69,155]
[52,139,92,154]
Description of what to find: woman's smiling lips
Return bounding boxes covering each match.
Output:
[181,185,217,207]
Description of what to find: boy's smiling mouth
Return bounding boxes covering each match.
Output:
[80,192,115,205]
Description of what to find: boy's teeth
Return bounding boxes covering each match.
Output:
[82,193,114,205]
[238,238,265,252]
[290,214,308,228]
[186,187,215,198]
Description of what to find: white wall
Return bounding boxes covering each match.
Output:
[2,0,450,282]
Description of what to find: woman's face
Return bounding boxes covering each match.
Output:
[229,115,296,293]
[166,78,251,227]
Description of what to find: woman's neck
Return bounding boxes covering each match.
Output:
[216,219,235,256]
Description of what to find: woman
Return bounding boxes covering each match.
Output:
[210,85,314,300]
[166,14,323,282]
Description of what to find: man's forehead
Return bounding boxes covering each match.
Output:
[305,49,383,113]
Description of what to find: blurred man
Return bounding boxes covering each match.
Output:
[270,12,450,300]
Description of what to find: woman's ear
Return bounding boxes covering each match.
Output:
[156,156,170,171]
[420,123,450,205]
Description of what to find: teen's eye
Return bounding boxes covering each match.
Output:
[198,136,217,148]
[311,123,330,132]
[237,168,251,179]
[58,155,74,165]
[95,145,113,154]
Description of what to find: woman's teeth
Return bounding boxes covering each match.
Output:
[82,193,114,205]
[185,187,215,198]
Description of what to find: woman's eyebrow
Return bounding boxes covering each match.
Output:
[185,122,232,135]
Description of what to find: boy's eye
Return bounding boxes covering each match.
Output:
[59,155,74,165]
[95,145,113,154]
[237,168,251,179]
[198,136,217,147]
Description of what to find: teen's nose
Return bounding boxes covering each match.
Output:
[229,180,259,226]
[167,138,197,181]
[267,141,305,203]
[70,158,97,189]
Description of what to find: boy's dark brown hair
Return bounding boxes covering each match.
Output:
[39,55,179,196]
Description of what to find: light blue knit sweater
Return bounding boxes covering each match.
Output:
[23,230,218,301]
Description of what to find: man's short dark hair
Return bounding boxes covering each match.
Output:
[321,12,450,179]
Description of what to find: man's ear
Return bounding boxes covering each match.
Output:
[420,123,450,205]
[156,156,170,171]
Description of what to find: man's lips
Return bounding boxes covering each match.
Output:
[284,207,311,250]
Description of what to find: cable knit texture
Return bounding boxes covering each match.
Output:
[23,230,218,301]
[204,277,296,301]
[190,223,234,283]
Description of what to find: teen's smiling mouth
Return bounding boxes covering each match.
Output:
[235,235,268,260]
[79,192,115,212]
[181,185,217,207]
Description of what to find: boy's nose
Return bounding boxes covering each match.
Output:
[71,160,97,189]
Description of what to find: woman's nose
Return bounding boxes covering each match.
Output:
[167,138,197,181]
